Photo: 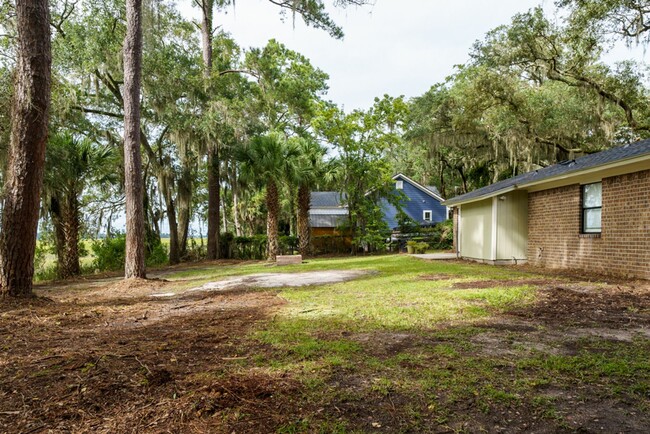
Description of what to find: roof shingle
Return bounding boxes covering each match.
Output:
[444,139,650,206]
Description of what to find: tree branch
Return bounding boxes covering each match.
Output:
[72,106,123,119]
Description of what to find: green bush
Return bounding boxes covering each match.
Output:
[400,220,453,252]
[396,211,419,234]
[33,240,49,277]
[232,235,267,259]
[279,235,298,254]
[415,241,429,253]
[91,235,126,271]
[185,234,207,261]
[91,235,169,271]
[146,241,168,267]
[428,219,453,250]
[33,240,58,281]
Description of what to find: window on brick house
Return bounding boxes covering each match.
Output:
[581,182,602,233]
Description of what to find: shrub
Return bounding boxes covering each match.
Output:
[33,240,49,277]
[415,241,429,253]
[146,241,168,267]
[396,210,419,234]
[185,235,206,261]
[91,234,168,271]
[91,235,126,271]
[427,219,453,250]
[279,235,298,254]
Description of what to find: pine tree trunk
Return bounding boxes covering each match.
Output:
[266,180,280,261]
[200,0,213,78]
[0,0,51,297]
[207,148,220,259]
[297,183,312,257]
[123,0,146,279]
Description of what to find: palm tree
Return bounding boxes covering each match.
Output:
[292,138,328,257]
[237,133,300,261]
[43,134,117,279]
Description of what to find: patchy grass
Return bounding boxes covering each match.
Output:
[2,255,649,433]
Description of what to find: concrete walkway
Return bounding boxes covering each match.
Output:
[410,253,458,260]
[193,270,371,292]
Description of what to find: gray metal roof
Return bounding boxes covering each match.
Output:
[311,191,347,208]
[426,185,441,196]
[444,138,650,206]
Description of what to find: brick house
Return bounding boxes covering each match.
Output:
[443,139,650,279]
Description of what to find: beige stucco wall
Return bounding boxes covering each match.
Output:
[496,190,528,260]
[459,199,492,260]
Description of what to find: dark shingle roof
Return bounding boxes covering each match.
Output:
[310,191,347,208]
[444,139,650,206]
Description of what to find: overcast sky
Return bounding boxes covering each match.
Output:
[178,0,647,112]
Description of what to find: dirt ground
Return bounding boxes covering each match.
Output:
[1,263,649,433]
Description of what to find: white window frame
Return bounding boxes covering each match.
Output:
[396,180,404,190]
[423,210,433,222]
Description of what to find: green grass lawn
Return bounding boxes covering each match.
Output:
[159,255,649,432]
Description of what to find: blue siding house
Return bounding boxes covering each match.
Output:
[380,174,447,230]
[309,174,447,233]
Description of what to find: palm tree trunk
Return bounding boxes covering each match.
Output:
[61,195,81,278]
[231,162,243,236]
[158,175,180,265]
[297,183,311,257]
[123,0,146,279]
[266,180,280,261]
[176,159,193,257]
[50,198,66,276]
[0,0,51,297]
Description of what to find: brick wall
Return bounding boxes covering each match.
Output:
[527,169,650,279]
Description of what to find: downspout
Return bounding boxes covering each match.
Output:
[456,206,462,259]
[491,196,498,262]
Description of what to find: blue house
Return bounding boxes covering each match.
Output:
[309,174,447,233]
[380,174,448,230]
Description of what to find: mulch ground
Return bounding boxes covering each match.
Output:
[0,279,293,433]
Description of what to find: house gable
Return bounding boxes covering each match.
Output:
[381,174,447,230]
